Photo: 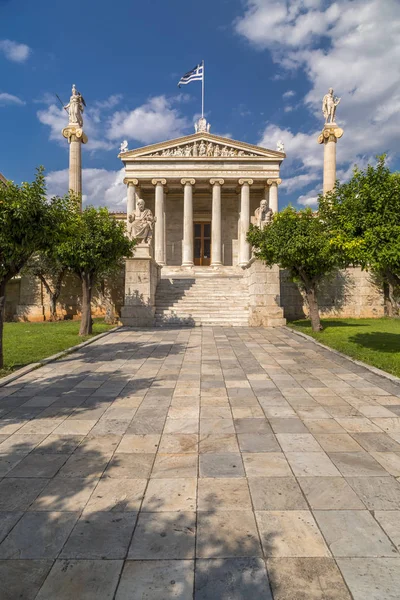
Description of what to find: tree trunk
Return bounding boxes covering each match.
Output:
[79,272,93,336]
[383,281,393,317]
[305,285,322,332]
[0,279,7,369]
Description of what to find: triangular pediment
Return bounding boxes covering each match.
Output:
[119,132,285,160]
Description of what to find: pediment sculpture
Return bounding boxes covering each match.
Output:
[127,199,155,244]
[145,141,259,158]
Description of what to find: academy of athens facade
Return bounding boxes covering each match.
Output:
[120,129,283,269]
[4,111,384,325]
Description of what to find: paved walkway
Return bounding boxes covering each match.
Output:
[0,327,400,599]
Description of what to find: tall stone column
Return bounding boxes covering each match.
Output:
[210,179,224,267]
[318,125,344,194]
[62,126,88,207]
[152,179,166,266]
[181,178,195,267]
[238,179,253,267]
[267,179,281,214]
[125,178,139,224]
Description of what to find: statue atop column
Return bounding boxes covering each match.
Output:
[128,199,155,244]
[64,84,85,127]
[322,88,341,124]
[255,199,273,230]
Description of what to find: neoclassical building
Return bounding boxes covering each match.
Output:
[120,123,284,269]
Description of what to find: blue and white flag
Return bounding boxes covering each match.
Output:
[178,64,203,87]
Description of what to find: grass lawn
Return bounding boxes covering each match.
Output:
[0,318,115,379]
[288,318,400,378]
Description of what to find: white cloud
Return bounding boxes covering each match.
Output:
[37,103,114,152]
[0,92,25,106]
[284,105,294,113]
[0,39,31,62]
[38,94,190,153]
[297,194,319,207]
[236,0,400,204]
[107,95,190,144]
[283,90,295,99]
[46,168,126,211]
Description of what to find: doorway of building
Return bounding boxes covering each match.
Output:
[194,222,211,266]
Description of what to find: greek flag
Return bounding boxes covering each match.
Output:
[178,64,203,87]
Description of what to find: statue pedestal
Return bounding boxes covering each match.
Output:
[133,241,154,259]
[120,255,161,327]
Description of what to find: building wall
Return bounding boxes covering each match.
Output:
[280,267,385,320]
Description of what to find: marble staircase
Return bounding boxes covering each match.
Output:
[154,267,250,326]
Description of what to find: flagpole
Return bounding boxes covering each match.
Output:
[201,60,205,118]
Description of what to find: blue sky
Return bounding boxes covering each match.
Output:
[1,0,399,210]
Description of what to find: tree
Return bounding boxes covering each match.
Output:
[319,156,400,315]
[0,168,70,368]
[23,253,68,321]
[247,206,344,331]
[57,206,136,336]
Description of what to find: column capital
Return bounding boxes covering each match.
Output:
[152,178,167,186]
[181,178,196,186]
[124,178,139,186]
[238,178,253,186]
[318,126,344,144]
[267,178,282,186]
[210,178,224,186]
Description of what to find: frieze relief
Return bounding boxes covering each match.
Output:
[145,140,259,158]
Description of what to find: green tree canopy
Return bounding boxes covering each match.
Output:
[319,156,400,314]
[0,167,73,367]
[247,205,345,331]
[57,206,136,335]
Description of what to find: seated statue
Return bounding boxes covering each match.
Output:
[128,198,155,244]
[255,199,273,230]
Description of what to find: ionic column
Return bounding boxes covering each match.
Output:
[267,178,281,214]
[152,178,166,265]
[238,178,253,266]
[318,126,344,194]
[125,178,139,222]
[181,178,195,267]
[210,179,224,267]
[62,126,88,209]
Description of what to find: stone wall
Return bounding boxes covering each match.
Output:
[280,266,385,320]
[6,269,125,323]
[243,259,286,326]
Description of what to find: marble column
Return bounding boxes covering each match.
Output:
[238,178,253,267]
[267,179,281,214]
[210,179,224,267]
[152,178,166,266]
[125,178,138,224]
[318,125,344,194]
[62,125,88,208]
[181,178,195,267]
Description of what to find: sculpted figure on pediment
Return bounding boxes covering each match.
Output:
[192,141,198,156]
[255,199,273,230]
[184,145,192,156]
[214,145,221,157]
[199,140,207,156]
[175,146,183,156]
[221,146,229,157]
[206,142,214,157]
[128,199,155,244]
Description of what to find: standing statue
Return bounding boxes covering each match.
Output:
[322,88,341,124]
[127,199,155,244]
[255,199,273,230]
[120,140,128,153]
[64,84,85,127]
[199,140,207,156]
[277,140,285,153]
